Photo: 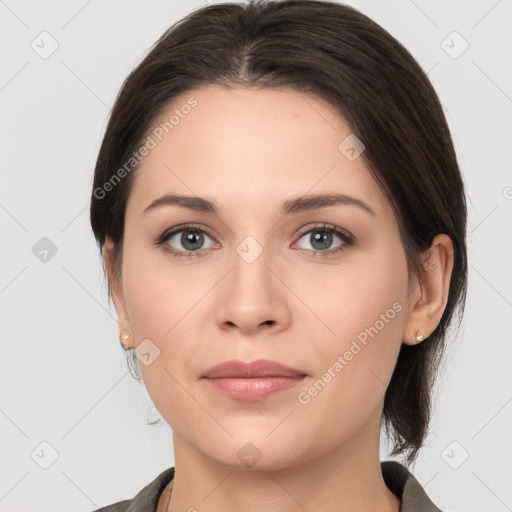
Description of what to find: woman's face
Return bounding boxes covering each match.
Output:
[109,85,420,469]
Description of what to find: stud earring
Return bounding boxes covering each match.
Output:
[120,333,130,350]
[414,329,424,342]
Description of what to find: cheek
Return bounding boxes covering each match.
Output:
[121,235,187,339]
[295,247,407,422]
[299,244,409,348]
[119,240,205,404]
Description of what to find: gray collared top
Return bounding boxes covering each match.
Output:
[90,460,444,512]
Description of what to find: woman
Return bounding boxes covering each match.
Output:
[89,1,467,510]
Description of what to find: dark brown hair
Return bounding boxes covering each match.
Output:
[90,0,468,465]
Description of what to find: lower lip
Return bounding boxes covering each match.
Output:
[202,376,306,401]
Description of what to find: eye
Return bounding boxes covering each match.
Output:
[294,223,354,256]
[155,222,354,258]
[156,224,218,257]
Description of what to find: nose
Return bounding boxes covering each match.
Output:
[213,242,291,336]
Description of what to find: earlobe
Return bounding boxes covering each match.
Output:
[102,239,135,349]
[403,234,454,346]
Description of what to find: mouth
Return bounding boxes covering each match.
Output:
[201,359,308,401]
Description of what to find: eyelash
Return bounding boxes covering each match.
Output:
[155,222,354,258]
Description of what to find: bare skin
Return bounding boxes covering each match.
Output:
[103,84,454,512]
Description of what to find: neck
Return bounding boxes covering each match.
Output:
[166,408,401,512]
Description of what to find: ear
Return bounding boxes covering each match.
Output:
[102,238,134,349]
[402,234,454,346]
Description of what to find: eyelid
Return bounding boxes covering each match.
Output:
[295,222,353,241]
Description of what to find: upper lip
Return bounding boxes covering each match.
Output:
[201,359,307,379]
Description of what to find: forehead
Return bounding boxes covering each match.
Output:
[128,85,388,217]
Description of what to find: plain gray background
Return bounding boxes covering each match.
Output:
[1,0,511,511]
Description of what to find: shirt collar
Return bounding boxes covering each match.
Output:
[381,460,443,512]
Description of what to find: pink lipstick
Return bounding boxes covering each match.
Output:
[201,359,307,401]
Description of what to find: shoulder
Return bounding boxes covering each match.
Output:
[381,460,445,512]
[89,500,131,512]
[87,467,175,512]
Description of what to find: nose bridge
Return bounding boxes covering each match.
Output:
[230,231,273,292]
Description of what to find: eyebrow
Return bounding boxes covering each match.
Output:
[143,193,376,217]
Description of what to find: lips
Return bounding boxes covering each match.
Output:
[201,359,307,401]
[201,359,307,379]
